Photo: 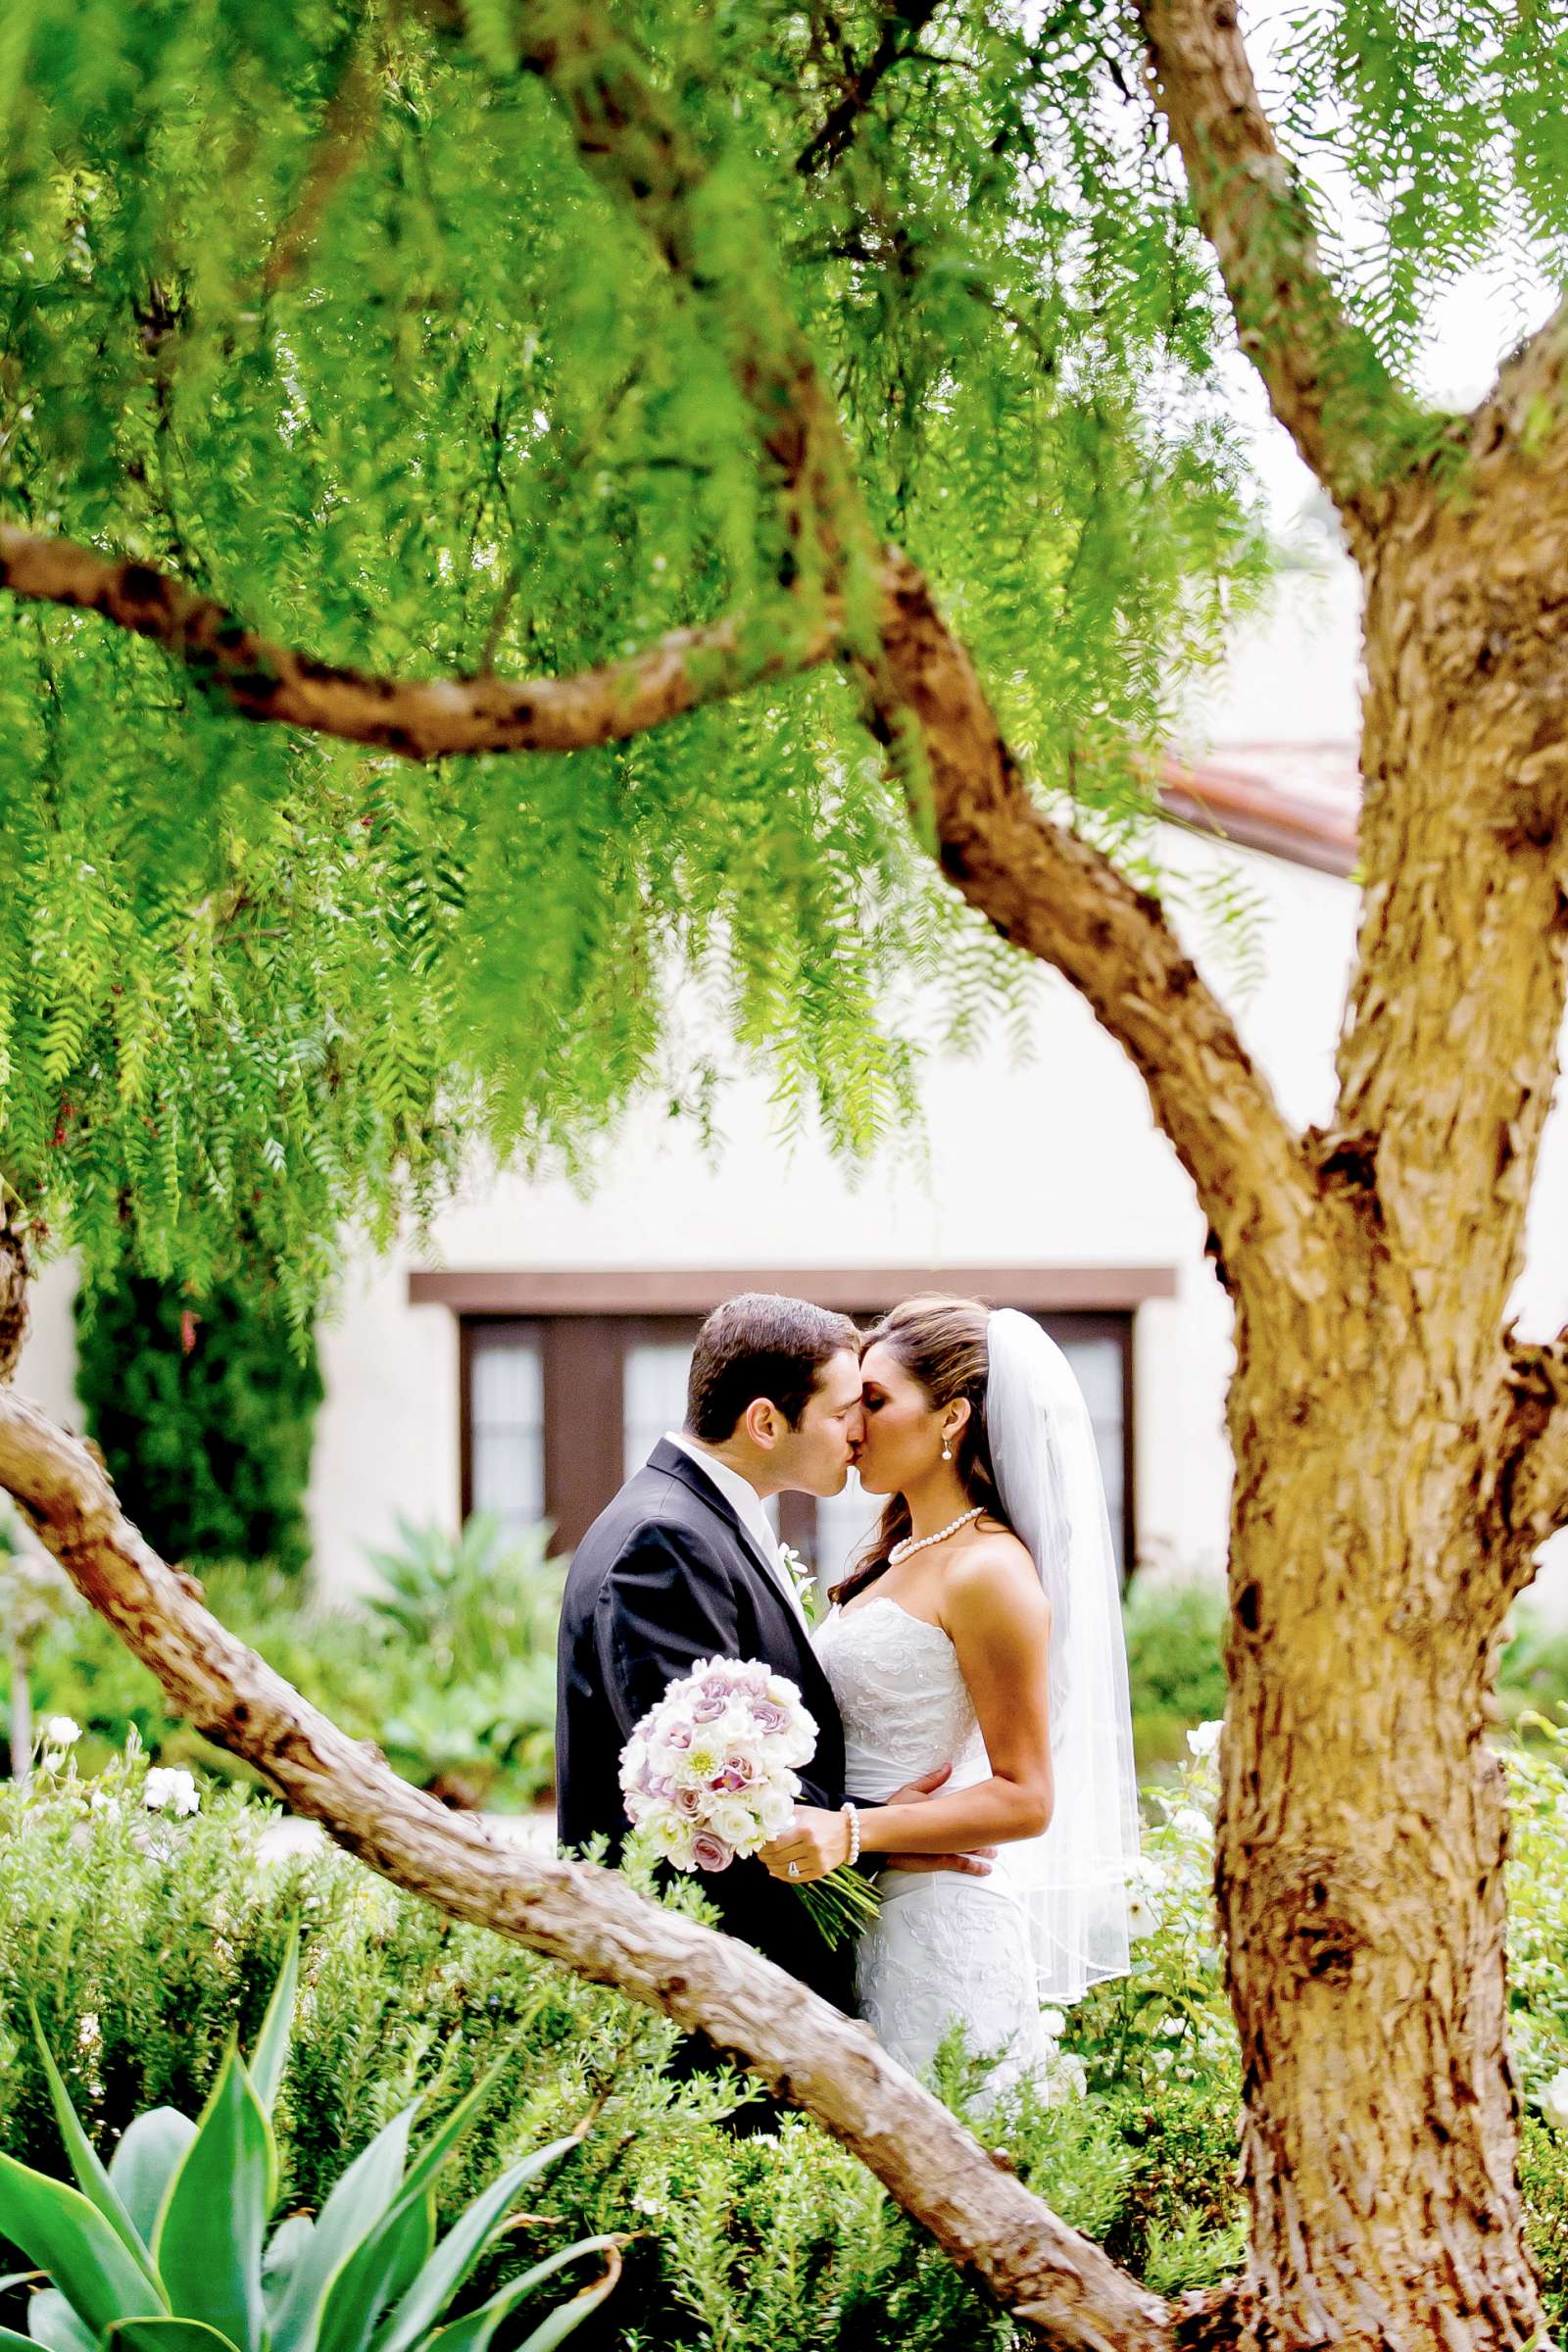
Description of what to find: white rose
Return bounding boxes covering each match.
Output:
[709,1798,761,1852]
[42,1716,82,1747]
[1039,2008,1067,2040]
[648,1813,695,1868]
[144,1767,199,1817]
[1127,1892,1158,1939]
[1540,2068,1568,2132]
[759,1788,795,1839]
[1172,1807,1211,1839]
[1187,1720,1222,1759]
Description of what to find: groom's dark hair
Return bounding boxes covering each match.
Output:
[686,1293,859,1440]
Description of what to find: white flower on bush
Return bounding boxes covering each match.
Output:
[1171,1806,1212,1840]
[143,1766,199,1817]
[89,1788,122,1822]
[1186,1720,1222,1760]
[42,1715,81,1748]
[1540,2067,1568,2132]
[1039,2007,1067,2041]
[1051,2051,1088,2102]
[1126,1892,1159,1939]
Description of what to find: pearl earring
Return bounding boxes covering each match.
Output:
[942,1440,953,1460]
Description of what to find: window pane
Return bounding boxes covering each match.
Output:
[1051,1331,1125,1578]
[471,1335,542,1428]
[624,1340,778,1534]
[623,1342,695,1480]
[468,1325,544,1529]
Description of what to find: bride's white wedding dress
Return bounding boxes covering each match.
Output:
[814,1593,1047,2093]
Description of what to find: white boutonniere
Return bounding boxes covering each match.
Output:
[778,1542,819,1624]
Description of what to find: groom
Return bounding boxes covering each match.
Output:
[556,1291,983,2013]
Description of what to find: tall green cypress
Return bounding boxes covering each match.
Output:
[74,1272,322,1577]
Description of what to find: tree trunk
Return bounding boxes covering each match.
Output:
[1218,1345,1541,2348]
[1209,501,1568,2347]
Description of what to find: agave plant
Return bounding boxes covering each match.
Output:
[0,1936,620,2352]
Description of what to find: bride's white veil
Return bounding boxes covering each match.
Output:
[985,1307,1140,2002]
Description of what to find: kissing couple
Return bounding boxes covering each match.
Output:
[556,1291,1140,2093]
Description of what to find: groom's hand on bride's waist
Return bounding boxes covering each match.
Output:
[872,1763,996,1879]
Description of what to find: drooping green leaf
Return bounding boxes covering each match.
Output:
[513,2245,623,2352]
[373,2139,583,2352]
[110,2320,244,2352]
[267,2111,415,2352]
[425,2239,621,2352]
[25,2288,98,2352]
[0,2154,166,2338]
[246,1925,299,2122]
[152,2050,270,2352]
[27,2007,161,2289]
[106,2115,197,2253]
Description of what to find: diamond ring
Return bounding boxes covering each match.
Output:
[787,1861,800,1879]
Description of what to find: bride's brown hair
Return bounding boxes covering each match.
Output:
[831,1294,1012,1605]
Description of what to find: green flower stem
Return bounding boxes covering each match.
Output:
[796,1866,882,1950]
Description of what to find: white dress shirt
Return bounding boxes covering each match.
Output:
[662,1431,809,1631]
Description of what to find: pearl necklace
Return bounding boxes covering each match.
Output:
[888,1504,983,1566]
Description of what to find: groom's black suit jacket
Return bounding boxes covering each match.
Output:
[556,1438,854,2010]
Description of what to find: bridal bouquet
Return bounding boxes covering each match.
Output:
[618,1656,879,1947]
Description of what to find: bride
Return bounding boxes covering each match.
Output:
[760,1295,1140,2090]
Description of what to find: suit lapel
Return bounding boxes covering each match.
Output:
[648,1440,810,1634]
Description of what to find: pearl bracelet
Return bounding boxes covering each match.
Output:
[841,1801,861,1868]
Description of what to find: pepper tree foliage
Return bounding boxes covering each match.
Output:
[0,0,1440,1327]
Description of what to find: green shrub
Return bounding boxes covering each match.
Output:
[1498,1617,1568,1737]
[74,1272,322,1578]
[0,1936,620,2352]
[364,1517,564,1811]
[0,1749,1030,2351]
[14,1525,562,1811]
[1121,1580,1228,1770]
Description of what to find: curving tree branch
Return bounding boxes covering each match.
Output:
[0,1376,1171,2352]
[0,527,837,760]
[1132,0,1420,532]
[1495,1331,1568,1569]
[871,552,1325,1302]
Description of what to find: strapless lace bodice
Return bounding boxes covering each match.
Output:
[811,1595,1046,2097]
[814,1598,989,1804]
